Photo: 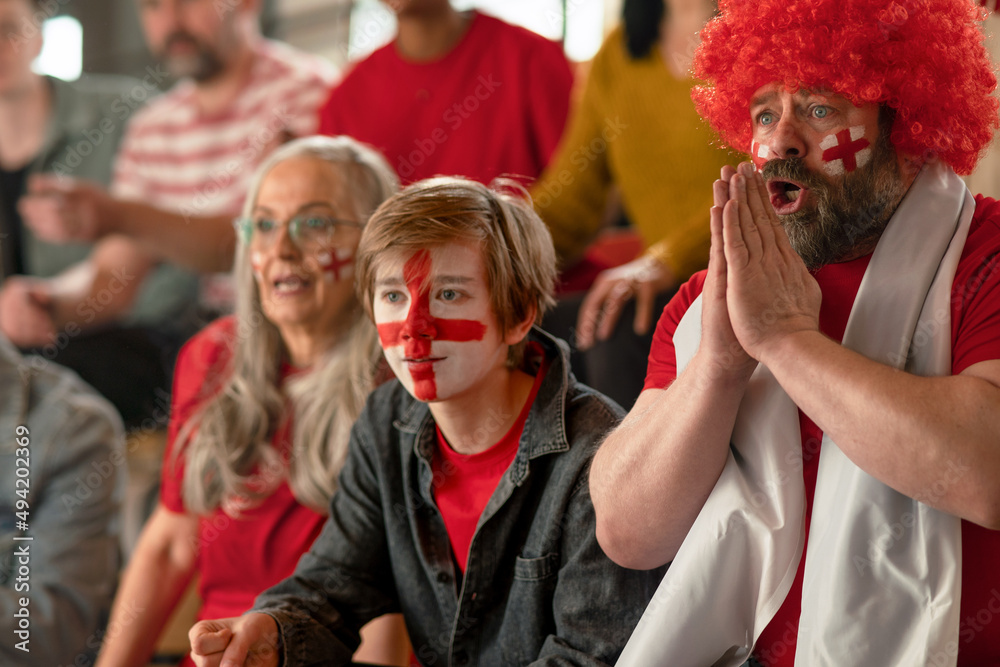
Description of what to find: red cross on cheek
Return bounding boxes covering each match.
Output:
[750,140,771,169]
[317,247,355,282]
[820,126,872,176]
[376,250,488,401]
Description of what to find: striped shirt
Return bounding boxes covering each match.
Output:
[112,40,336,310]
[113,39,335,218]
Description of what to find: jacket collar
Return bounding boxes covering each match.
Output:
[394,326,573,473]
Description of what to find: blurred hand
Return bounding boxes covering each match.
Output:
[0,277,56,347]
[189,613,280,667]
[575,255,675,350]
[19,174,116,243]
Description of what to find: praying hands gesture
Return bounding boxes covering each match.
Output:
[712,162,822,366]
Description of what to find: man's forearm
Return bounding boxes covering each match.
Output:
[113,201,235,273]
[761,330,1000,528]
[590,352,753,569]
[47,237,153,331]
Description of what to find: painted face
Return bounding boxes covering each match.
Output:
[748,83,906,268]
[749,83,882,215]
[250,156,362,342]
[138,0,244,81]
[373,242,518,403]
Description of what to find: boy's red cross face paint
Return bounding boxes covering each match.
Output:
[374,242,510,403]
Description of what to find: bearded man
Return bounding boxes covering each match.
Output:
[589,0,1000,665]
[4,0,332,429]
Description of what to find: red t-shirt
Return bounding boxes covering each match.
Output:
[318,12,573,185]
[161,317,327,665]
[644,195,1000,665]
[432,358,547,573]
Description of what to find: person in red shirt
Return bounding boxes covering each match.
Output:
[590,0,1000,665]
[93,136,408,667]
[318,0,573,186]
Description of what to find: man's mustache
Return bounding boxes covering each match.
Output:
[761,157,827,192]
[164,31,203,52]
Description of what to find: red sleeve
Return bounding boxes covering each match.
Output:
[160,317,238,513]
[951,195,1000,375]
[643,270,707,390]
[526,38,574,173]
[317,82,338,137]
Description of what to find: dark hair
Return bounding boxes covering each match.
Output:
[623,0,666,59]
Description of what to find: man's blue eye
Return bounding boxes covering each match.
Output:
[440,289,458,301]
[813,106,829,119]
[385,291,401,303]
[759,112,774,126]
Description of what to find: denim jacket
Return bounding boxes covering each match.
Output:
[253,328,667,666]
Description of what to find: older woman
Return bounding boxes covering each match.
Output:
[95,136,407,667]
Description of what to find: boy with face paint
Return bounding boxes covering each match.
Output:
[188,178,666,667]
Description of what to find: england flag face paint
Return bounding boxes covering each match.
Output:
[374,243,510,404]
[316,246,355,283]
[249,156,363,341]
[751,140,771,169]
[820,125,872,177]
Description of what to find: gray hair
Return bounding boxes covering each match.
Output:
[177,135,399,514]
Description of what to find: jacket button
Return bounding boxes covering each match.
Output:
[437,571,450,583]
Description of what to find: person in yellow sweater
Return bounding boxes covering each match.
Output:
[533,0,738,407]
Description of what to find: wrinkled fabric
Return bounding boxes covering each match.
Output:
[619,162,969,666]
[252,328,667,666]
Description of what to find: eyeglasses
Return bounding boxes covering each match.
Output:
[234,215,362,250]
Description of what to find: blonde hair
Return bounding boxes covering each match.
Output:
[356,177,557,363]
[177,136,399,514]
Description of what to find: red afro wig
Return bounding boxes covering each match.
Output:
[692,0,999,174]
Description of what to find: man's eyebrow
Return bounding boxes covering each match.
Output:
[750,91,778,108]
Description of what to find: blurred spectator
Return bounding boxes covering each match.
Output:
[319,0,573,185]
[10,0,334,427]
[94,137,408,667]
[0,333,125,666]
[0,0,191,428]
[534,0,737,408]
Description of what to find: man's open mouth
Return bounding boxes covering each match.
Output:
[767,179,809,215]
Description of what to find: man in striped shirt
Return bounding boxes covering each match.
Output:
[14,0,334,422]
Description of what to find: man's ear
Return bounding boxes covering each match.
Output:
[504,304,537,346]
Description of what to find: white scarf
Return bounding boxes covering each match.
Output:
[618,162,974,667]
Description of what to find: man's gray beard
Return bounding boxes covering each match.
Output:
[160,33,225,83]
[762,132,906,270]
[165,52,225,83]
